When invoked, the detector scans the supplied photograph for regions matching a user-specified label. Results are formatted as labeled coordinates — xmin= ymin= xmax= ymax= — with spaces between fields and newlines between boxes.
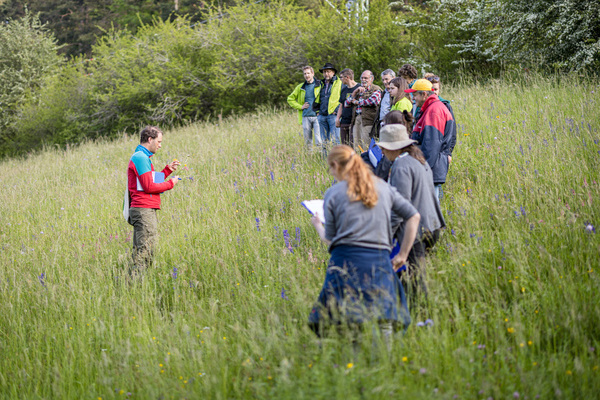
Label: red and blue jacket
xmin=127 ymin=145 xmax=174 ymax=209
xmin=411 ymin=94 xmax=457 ymax=184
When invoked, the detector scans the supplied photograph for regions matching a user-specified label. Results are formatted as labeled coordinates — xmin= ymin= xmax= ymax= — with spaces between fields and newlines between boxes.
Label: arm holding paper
xmin=138 ymin=170 xmax=179 ymax=194
xmin=311 ymin=214 xmax=331 ymax=246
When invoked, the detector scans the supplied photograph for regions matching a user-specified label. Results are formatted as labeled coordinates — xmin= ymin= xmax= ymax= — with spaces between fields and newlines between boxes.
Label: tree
xmin=0 ymin=11 xmax=62 ymax=156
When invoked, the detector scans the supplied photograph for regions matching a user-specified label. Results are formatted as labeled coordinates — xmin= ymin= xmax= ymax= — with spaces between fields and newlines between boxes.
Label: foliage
xmin=6 ymin=0 xmax=410 ymax=157
xmin=403 ymin=0 xmax=600 ymax=75
xmin=1 ymin=76 xmax=599 ymax=398
xmin=0 ymin=11 xmax=62 ymax=157
xmin=0 ymin=0 xmax=221 ymax=57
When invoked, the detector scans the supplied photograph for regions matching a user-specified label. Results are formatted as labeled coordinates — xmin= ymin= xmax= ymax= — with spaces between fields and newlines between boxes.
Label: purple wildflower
xmin=255 ymin=217 xmax=260 ymax=231
xmin=281 ymin=288 xmax=288 ymax=300
xmin=172 ymin=267 xmax=178 ymax=279
xmin=39 ymin=272 xmax=46 ymax=287
xmin=295 ymin=227 xmax=301 ymax=246
xmin=270 ymin=171 xmax=274 ymax=181
xmin=283 ymin=229 xmax=293 ymax=253
xmin=585 ymin=223 xmax=595 ymax=233
xmin=520 ymin=207 xmax=526 ymax=216
xmin=513 ymin=392 xmax=520 ymax=398
xmin=425 ymin=319 xmax=434 ymax=326
xmin=419 ymin=368 xmax=427 ymax=374
xmin=416 ymin=321 xmax=425 ymax=327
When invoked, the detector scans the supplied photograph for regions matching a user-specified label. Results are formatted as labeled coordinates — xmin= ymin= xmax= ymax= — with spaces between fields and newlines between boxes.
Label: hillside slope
xmin=0 ymin=76 xmax=599 ymax=399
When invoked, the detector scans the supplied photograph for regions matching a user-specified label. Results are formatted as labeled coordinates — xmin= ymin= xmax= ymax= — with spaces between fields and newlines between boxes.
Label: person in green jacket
xmin=287 ymin=66 xmax=322 ymax=150
xmin=313 ymin=62 xmax=342 ymax=145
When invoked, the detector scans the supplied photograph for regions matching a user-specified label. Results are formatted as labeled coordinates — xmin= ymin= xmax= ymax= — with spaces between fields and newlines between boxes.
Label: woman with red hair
xmin=309 ymin=145 xmax=420 ymax=342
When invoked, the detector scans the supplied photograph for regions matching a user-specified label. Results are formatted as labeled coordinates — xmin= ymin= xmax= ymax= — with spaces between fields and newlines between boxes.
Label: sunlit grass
xmin=0 ymin=75 xmax=599 ymax=399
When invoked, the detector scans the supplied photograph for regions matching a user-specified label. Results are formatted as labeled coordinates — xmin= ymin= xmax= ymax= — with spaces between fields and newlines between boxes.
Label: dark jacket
xmin=411 ymin=94 xmax=457 ymax=184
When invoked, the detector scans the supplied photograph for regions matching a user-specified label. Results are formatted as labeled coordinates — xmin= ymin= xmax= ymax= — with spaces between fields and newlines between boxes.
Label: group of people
xmin=123 ymin=64 xmax=456 ymax=346
xmin=292 ymin=63 xmax=456 ymax=343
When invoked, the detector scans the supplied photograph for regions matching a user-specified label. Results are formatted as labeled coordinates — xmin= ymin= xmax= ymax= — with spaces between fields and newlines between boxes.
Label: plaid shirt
xmin=344 ymin=85 xmax=382 ymax=114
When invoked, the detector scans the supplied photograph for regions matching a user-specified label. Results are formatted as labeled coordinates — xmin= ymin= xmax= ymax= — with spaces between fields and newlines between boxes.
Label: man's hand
xmin=171 ymin=176 xmax=180 ymax=185
xmin=335 ymin=117 xmax=341 ymax=128
xmin=168 ymin=160 xmax=181 ymax=171
xmin=352 ymin=87 xmax=364 ymax=98
xmin=448 ymin=155 xmax=452 ymax=164
xmin=301 ymin=102 xmax=310 ymax=110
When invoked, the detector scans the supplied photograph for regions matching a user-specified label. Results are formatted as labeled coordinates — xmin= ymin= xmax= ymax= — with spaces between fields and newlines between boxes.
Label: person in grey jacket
xmin=377 ymin=124 xmax=446 ymax=308
xmin=308 ymin=144 xmax=420 ymax=344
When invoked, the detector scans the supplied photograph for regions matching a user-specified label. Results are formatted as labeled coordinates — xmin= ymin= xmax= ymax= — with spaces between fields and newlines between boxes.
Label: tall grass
xmin=0 ymin=74 xmax=598 ymax=399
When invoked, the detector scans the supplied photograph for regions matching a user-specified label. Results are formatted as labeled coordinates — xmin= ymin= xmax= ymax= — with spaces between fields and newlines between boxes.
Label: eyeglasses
xmin=426 ymin=76 xmax=440 ymax=83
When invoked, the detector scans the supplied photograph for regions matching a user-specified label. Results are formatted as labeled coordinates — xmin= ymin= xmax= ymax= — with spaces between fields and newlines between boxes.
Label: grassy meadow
xmin=0 ymin=74 xmax=599 ymax=399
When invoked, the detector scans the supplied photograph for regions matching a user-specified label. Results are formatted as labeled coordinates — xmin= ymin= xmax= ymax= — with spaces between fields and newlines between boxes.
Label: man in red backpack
xmin=405 ymin=79 xmax=456 ymax=201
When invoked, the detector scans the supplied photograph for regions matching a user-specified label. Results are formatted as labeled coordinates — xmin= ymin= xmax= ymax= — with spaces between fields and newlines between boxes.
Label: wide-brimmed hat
xmin=319 ymin=62 xmax=337 ymax=74
xmin=404 ymin=78 xmax=434 ymax=93
xmin=377 ymin=124 xmax=416 ymax=151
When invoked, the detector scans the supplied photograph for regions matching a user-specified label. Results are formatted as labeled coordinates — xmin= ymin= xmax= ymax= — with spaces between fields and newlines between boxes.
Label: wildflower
xmin=255 ymin=217 xmax=260 ymax=231
xmin=513 ymin=393 xmax=520 ymax=398
xmin=283 ymin=229 xmax=293 ymax=253
xmin=402 ymin=357 xmax=408 ymax=363
xmin=416 ymin=321 xmax=425 ymax=327
xmin=566 ymin=370 xmax=572 ymax=375
xmin=295 ymin=227 xmax=301 ymax=245
xmin=507 ymin=327 xmax=515 ymax=333
xmin=528 ymin=341 xmax=533 ymax=346
xmin=39 ymin=272 xmax=46 ymax=287
xmin=419 ymin=368 xmax=427 ymax=374
xmin=585 ymin=223 xmax=595 ymax=233
xmin=172 ymin=267 xmax=178 ymax=279
xmin=281 ymin=288 xmax=289 ymax=300
xmin=346 ymin=363 xmax=353 ymax=369
xmin=270 ymin=171 xmax=274 ymax=181
xmin=425 ymin=319 xmax=434 ymax=326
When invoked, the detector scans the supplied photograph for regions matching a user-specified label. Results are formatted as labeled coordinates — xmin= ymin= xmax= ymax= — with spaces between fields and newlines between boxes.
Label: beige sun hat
xmin=377 ymin=124 xmax=416 ymax=151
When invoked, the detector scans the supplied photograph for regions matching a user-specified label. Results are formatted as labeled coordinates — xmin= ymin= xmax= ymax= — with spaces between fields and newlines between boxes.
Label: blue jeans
xmin=434 ymin=184 xmax=444 ymax=202
xmin=317 ymin=114 xmax=340 ymax=145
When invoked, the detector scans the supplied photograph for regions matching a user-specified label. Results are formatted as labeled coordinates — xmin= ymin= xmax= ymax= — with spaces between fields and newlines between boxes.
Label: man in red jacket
xmin=127 ymin=126 xmax=180 ymax=273
xmin=406 ymin=79 xmax=456 ymax=201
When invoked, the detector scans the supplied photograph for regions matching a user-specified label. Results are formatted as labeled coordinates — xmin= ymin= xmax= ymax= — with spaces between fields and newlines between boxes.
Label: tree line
xmin=0 ymin=0 xmax=598 ymax=158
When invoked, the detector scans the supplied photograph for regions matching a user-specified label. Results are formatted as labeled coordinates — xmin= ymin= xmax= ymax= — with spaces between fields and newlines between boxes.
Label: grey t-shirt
xmin=324 ymin=178 xmax=418 ymax=252
xmin=388 ymin=153 xmax=445 ymax=240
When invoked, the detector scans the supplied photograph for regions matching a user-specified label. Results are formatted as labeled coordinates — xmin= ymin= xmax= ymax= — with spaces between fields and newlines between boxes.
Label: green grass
xmin=1 ymin=74 xmax=599 ymax=399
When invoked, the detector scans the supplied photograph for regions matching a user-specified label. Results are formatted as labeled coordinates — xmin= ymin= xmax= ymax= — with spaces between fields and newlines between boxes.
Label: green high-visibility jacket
xmin=314 ymin=76 xmax=342 ymax=117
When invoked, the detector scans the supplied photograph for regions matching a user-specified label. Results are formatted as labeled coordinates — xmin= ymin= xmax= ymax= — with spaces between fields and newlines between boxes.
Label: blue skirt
xmin=308 ymin=245 xmax=411 ymax=332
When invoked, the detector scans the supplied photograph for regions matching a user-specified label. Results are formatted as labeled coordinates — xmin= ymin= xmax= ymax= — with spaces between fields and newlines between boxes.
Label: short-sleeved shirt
xmin=339 ymin=83 xmax=361 ymax=124
xmin=324 ymin=178 xmax=418 ymax=252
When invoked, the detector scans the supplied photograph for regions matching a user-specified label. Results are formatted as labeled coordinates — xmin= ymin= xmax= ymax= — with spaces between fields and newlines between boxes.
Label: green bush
xmin=6 ymin=0 xmax=413 ymax=157
xmin=0 ymin=11 xmax=62 ymax=157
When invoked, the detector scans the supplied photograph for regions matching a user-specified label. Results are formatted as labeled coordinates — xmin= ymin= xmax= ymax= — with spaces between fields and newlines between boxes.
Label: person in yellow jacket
xmin=313 ymin=63 xmax=342 ymax=145
xmin=287 ymin=66 xmax=322 ymax=150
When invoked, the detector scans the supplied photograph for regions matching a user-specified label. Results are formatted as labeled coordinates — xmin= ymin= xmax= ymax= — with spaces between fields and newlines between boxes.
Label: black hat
xmin=319 ymin=63 xmax=337 ymax=74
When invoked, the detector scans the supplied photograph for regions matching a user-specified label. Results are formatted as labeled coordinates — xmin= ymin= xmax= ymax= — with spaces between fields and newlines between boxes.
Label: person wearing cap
xmin=405 ymin=78 xmax=456 ymax=201
xmin=287 ymin=66 xmax=322 ymax=151
xmin=313 ymin=62 xmax=342 ymax=145
xmin=377 ymin=123 xmax=445 ymax=308
xmin=345 ymin=70 xmax=382 ymax=151
xmin=308 ymin=144 xmax=420 ymax=344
